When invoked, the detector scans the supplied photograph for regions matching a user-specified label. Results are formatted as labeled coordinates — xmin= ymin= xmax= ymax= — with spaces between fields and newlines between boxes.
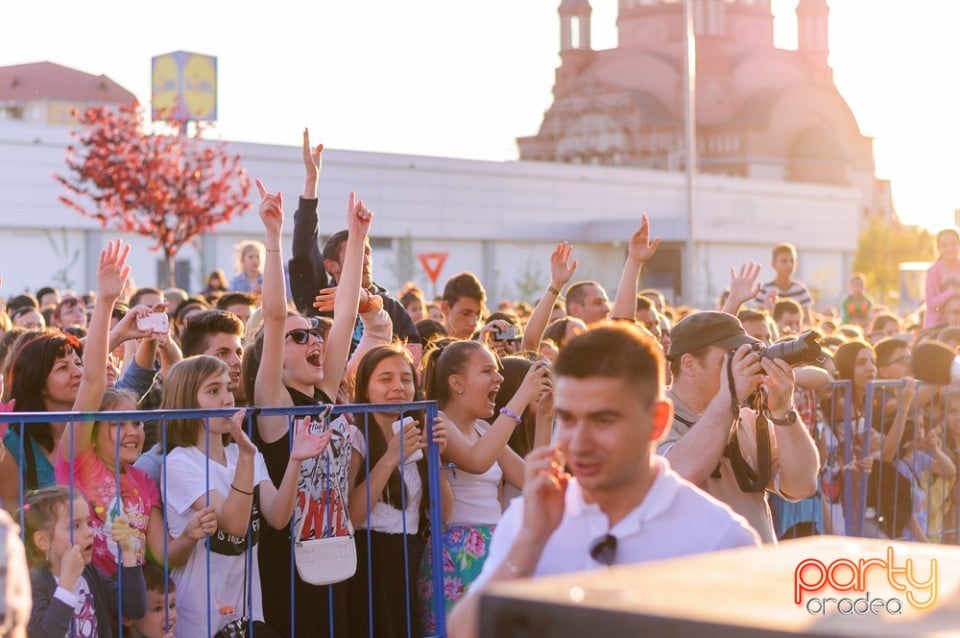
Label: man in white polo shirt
xmin=447 ymin=323 xmax=760 ymax=638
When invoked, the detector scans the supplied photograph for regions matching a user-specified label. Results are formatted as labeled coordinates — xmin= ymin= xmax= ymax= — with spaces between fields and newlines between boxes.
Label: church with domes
xmin=518 ymin=0 xmax=892 ymax=223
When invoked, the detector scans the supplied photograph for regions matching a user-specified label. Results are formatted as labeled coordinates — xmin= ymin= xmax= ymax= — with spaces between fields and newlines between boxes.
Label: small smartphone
xmin=493 ymin=325 xmax=518 ymax=341
xmin=391 ymin=416 xmax=423 ymax=462
xmin=136 ymin=312 xmax=169 ymax=333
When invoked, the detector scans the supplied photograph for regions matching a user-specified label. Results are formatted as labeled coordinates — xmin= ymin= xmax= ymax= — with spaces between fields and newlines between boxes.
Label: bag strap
xmin=326 ymin=437 xmax=355 ymax=536
xmin=240 ymin=528 xmax=248 ymax=620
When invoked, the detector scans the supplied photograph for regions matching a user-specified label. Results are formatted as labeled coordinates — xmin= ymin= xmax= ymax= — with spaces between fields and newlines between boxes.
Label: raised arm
xmin=254 ymin=179 xmax=295 ymax=444
xmin=612 ymin=215 xmax=660 ymax=321
xmin=61 ymin=240 xmax=130 ymax=458
xmin=289 ymin=128 xmax=329 ymax=314
xmin=520 ymin=242 xmax=577 ymax=352
xmin=721 ymin=263 xmax=762 ymax=316
xmin=317 ymin=192 xmax=372 ymax=400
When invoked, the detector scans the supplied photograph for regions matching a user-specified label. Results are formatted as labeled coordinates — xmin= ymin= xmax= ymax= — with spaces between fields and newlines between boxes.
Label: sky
xmin=4 ymin=0 xmax=959 ymax=230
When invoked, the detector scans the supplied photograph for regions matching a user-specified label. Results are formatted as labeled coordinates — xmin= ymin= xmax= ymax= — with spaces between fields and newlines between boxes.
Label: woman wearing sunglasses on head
xmin=243 ymin=179 xmax=371 ymax=638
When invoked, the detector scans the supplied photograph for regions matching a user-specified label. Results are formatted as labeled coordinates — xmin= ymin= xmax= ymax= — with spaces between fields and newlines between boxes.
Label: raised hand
xmin=302 ymin=128 xmax=323 ymax=183
xmin=521 ymin=446 xmax=570 ymax=543
xmin=727 ymin=262 xmax=762 ymax=308
xmin=112 ymin=304 xmax=158 ymax=345
xmin=549 ymin=242 xmax=578 ymax=289
xmin=346 ymin=191 xmax=373 ymax=239
xmin=290 ymin=416 xmax=334 ymax=461
xmin=534 ymin=377 xmax=555 ymax=421
xmin=514 ymin=362 xmax=553 ymax=409
xmin=184 ymin=505 xmax=217 ymax=540
xmin=256 ymin=179 xmax=284 ymax=235
xmin=98 ymin=239 xmax=131 ymax=301
xmin=627 ymin=215 xmax=660 ymax=265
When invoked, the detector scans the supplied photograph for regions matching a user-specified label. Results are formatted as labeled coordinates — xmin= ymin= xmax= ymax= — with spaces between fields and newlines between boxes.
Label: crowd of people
xmin=1 ymin=129 xmax=959 ymax=638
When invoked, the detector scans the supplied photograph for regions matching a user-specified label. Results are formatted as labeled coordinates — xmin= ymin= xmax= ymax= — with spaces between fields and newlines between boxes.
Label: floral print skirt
xmin=418 ymin=524 xmax=495 ymax=634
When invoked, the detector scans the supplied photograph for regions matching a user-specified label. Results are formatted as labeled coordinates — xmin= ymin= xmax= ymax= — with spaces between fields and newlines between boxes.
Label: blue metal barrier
xmin=1 ymin=401 xmax=447 ymax=638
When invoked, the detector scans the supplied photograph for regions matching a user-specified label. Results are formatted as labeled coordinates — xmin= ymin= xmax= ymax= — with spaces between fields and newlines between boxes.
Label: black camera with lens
xmin=749 ymin=330 xmax=822 ymax=367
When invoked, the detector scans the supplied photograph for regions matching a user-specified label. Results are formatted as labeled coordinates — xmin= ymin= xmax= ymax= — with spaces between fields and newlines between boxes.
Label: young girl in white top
xmin=346 ymin=343 xmax=453 ymax=638
xmin=159 ymin=356 xmax=329 ymax=638
xmin=417 ymin=339 xmax=549 ymax=632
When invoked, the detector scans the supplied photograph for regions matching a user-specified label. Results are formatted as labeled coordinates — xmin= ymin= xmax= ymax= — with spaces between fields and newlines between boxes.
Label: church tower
xmin=797 ymin=0 xmax=831 ymax=77
xmin=559 ymin=0 xmax=592 ymax=52
xmin=556 ymin=0 xmax=592 ymax=93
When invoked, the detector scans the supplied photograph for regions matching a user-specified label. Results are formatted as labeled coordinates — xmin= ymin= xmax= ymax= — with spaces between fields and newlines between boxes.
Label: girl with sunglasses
xmin=247 ymin=180 xmax=371 ymax=638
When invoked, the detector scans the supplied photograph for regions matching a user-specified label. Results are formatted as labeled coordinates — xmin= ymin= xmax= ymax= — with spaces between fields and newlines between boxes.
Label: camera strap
xmin=721 ymin=353 xmax=772 ymax=493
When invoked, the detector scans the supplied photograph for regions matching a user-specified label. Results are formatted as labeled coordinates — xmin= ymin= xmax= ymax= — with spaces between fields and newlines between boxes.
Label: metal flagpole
xmin=682 ymin=0 xmax=698 ymax=306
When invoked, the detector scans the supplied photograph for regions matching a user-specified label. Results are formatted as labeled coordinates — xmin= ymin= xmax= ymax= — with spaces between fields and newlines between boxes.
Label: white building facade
xmin=0 ymin=121 xmax=860 ymax=308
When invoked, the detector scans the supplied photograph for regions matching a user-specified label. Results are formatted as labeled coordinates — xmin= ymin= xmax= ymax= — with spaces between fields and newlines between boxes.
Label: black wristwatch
xmin=767 ymin=408 xmax=798 ymax=426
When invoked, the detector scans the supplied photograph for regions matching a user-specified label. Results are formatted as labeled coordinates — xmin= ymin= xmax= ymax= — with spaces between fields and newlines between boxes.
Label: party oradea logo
xmin=795 ymin=547 xmax=937 ymax=615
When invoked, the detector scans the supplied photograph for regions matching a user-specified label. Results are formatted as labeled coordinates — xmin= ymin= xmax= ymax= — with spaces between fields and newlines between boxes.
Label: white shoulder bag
xmin=293 ymin=444 xmax=357 ymax=586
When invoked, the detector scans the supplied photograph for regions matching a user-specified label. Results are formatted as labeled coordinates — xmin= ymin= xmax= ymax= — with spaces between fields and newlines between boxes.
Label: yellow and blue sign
xmin=151 ymin=51 xmax=217 ymax=122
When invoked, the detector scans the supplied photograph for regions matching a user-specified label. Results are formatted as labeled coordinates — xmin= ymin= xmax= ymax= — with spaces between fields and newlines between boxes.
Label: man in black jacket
xmin=288 ymin=129 xmax=421 ymax=353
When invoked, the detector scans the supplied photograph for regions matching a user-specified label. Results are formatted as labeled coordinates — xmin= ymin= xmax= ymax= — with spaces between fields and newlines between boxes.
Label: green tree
xmin=853 ymin=217 xmax=934 ymax=304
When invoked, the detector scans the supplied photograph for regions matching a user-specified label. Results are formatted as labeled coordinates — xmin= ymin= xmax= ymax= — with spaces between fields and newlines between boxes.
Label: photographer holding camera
xmin=660 ymin=311 xmax=820 ymax=543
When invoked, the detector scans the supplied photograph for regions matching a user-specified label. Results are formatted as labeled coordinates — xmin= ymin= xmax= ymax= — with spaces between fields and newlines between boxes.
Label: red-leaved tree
xmin=55 ymin=102 xmax=251 ymax=286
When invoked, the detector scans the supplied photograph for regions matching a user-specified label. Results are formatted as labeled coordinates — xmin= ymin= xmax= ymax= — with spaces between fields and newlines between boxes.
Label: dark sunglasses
xmin=589 ymin=533 xmax=617 ymax=566
xmin=59 ymin=297 xmax=81 ymax=309
xmin=285 ymin=327 xmax=324 ymax=345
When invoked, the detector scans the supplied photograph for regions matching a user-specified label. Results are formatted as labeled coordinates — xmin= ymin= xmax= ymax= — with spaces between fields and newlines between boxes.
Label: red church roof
xmin=0 ymin=61 xmax=136 ymax=104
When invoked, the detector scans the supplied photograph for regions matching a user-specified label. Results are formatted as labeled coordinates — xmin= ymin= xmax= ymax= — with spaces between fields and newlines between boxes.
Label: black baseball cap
xmin=667 ymin=311 xmax=761 ymax=360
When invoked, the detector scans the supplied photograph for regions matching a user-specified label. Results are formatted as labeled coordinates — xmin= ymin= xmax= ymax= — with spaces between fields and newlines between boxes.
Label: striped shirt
xmin=755 ymin=279 xmax=813 ymax=309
